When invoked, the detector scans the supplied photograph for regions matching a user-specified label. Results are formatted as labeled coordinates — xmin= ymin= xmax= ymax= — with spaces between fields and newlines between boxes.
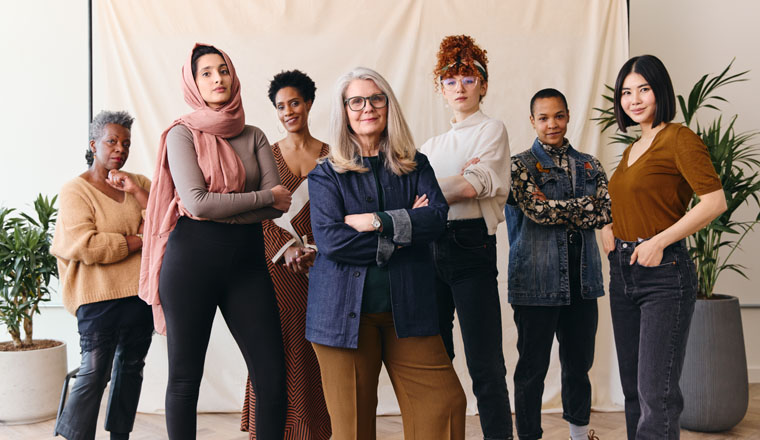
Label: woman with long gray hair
xmin=306 ymin=67 xmax=466 ymax=439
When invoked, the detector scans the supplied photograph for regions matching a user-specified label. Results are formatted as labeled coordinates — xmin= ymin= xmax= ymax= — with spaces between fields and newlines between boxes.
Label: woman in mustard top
xmin=602 ymin=55 xmax=726 ymax=439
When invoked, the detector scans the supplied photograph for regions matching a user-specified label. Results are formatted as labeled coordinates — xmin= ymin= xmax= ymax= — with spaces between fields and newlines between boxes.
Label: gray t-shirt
xmin=166 ymin=124 xmax=282 ymax=224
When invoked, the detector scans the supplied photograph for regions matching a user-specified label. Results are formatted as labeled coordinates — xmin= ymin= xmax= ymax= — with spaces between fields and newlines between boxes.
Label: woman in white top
xmin=419 ymin=34 xmax=513 ymax=440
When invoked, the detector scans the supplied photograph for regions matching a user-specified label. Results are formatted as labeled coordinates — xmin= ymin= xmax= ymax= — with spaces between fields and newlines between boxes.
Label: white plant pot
xmin=0 ymin=341 xmax=67 ymax=425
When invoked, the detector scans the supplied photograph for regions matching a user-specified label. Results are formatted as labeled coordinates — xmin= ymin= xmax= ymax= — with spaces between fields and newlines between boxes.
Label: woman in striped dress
xmin=241 ymin=70 xmax=330 ymax=439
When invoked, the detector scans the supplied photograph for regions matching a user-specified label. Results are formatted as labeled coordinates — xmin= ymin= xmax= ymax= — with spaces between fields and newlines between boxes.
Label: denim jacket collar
xmin=531 ymin=137 xmax=578 ymax=169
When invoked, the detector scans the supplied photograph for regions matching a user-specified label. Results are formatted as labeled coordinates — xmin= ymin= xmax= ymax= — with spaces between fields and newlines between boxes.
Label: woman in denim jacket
xmin=306 ymin=67 xmax=467 ymax=440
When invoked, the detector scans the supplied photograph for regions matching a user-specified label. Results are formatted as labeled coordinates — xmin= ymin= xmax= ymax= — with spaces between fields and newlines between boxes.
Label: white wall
xmin=629 ymin=0 xmax=760 ymax=381
xmin=0 ymin=1 xmax=89 ymax=370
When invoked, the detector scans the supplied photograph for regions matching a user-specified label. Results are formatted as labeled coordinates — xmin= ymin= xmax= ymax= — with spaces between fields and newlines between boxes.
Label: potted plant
xmin=594 ymin=60 xmax=758 ymax=432
xmin=0 ymin=194 xmax=68 ymax=424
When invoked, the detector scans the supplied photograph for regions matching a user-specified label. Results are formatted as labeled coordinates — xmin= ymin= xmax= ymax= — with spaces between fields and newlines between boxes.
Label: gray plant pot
xmin=679 ymin=294 xmax=748 ymax=432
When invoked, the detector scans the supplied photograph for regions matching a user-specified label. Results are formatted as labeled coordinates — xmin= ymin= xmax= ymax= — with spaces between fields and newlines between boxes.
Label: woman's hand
xmin=271 ymin=185 xmax=292 ymax=212
xmin=283 ymin=246 xmax=316 ymax=273
xmin=412 ymin=194 xmax=428 ymax=209
xmin=106 ymin=170 xmax=139 ymax=193
xmin=344 ymin=213 xmax=376 ymax=232
xmin=461 ymin=157 xmax=480 ymax=174
xmin=601 ymin=223 xmax=615 ymax=255
xmin=126 ymin=234 xmax=143 ymax=253
xmin=531 ymin=189 xmax=547 ymax=201
xmin=630 ymin=238 xmax=664 ymax=266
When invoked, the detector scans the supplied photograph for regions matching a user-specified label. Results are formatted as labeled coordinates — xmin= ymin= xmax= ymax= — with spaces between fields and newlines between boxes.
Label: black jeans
xmin=55 ymin=324 xmax=153 ymax=440
xmin=609 ymin=238 xmax=696 ymax=439
xmin=511 ymin=231 xmax=598 ymax=440
xmin=159 ymin=218 xmax=286 ymax=440
xmin=433 ymin=218 xmax=513 ymax=440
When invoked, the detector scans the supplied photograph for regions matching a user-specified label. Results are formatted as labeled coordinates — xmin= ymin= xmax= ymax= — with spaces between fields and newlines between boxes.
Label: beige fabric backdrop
xmin=91 ymin=0 xmax=629 ymax=415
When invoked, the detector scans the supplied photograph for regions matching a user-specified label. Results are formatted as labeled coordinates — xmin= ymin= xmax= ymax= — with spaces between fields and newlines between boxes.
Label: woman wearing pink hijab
xmin=140 ymin=44 xmax=291 ymax=439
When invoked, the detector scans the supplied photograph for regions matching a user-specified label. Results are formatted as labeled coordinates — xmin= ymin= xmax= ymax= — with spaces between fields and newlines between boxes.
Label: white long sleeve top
xmin=420 ymin=110 xmax=511 ymax=235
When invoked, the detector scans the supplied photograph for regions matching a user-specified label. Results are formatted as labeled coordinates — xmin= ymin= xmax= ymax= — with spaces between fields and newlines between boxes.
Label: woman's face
xmin=344 ymin=79 xmax=388 ymax=144
xmin=194 ymin=53 xmax=232 ymax=109
xmin=90 ymin=123 xmax=130 ymax=170
xmin=275 ymin=86 xmax=312 ymax=133
xmin=620 ymin=71 xmax=657 ymax=126
xmin=441 ymin=74 xmax=486 ymax=116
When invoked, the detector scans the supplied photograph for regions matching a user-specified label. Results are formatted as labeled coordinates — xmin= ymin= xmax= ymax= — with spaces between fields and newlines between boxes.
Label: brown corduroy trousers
xmin=312 ymin=312 xmax=467 ymax=440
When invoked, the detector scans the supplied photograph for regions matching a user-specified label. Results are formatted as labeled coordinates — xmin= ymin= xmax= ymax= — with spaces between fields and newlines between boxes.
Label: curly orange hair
xmin=434 ymin=35 xmax=488 ymax=88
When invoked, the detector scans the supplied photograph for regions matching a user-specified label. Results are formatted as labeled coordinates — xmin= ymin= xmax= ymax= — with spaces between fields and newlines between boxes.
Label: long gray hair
xmin=327 ymin=67 xmax=416 ymax=175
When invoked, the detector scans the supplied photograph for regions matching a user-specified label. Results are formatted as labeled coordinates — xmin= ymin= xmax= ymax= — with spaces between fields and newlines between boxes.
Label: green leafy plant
xmin=594 ymin=60 xmax=760 ymax=297
xmin=0 ymin=194 xmax=58 ymax=348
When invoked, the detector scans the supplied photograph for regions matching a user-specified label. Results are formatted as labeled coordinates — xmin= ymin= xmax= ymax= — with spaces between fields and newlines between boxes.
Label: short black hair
xmin=191 ymin=45 xmax=223 ymax=79
xmin=530 ymin=88 xmax=568 ymax=115
xmin=86 ymin=110 xmax=134 ymax=166
xmin=613 ymin=54 xmax=676 ymax=132
xmin=267 ymin=70 xmax=316 ymax=107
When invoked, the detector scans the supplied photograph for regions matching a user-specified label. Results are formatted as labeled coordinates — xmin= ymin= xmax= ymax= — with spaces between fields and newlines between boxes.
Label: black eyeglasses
xmin=344 ymin=93 xmax=388 ymax=112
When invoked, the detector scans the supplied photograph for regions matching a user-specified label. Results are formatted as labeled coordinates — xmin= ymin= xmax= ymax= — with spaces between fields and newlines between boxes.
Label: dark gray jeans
xmin=609 ymin=238 xmax=697 ymax=439
xmin=55 ymin=325 xmax=153 ymax=440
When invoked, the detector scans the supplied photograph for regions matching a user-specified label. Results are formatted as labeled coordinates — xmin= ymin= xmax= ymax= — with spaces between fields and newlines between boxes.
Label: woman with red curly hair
xmin=420 ymin=35 xmax=514 ymax=440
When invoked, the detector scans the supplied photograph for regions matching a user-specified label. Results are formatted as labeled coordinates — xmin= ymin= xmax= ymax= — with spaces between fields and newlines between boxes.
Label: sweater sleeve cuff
xmin=385 ymin=209 xmax=412 ymax=246
xmin=462 ymin=172 xmax=485 ymax=197
xmin=116 ymin=236 xmax=129 ymax=260
xmin=262 ymin=189 xmax=276 ymax=208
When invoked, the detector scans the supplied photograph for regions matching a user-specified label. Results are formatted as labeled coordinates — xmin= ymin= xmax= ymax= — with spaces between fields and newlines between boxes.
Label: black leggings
xmin=159 ymin=217 xmax=285 ymax=440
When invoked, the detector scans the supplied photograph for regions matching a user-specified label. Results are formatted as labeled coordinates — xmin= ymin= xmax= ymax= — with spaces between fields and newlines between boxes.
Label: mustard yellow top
xmin=608 ymin=123 xmax=722 ymax=241
xmin=51 ymin=173 xmax=150 ymax=314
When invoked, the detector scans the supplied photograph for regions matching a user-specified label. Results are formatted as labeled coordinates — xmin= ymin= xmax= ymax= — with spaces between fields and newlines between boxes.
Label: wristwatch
xmin=371 ymin=213 xmax=382 ymax=231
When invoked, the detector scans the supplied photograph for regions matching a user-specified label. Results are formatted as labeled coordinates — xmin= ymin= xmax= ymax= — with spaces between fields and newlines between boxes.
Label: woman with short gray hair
xmin=51 ymin=110 xmax=153 ymax=440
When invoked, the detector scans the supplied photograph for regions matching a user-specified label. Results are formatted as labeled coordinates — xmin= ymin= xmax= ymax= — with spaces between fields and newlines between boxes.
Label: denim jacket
xmin=306 ymin=152 xmax=448 ymax=348
xmin=505 ymin=139 xmax=605 ymax=305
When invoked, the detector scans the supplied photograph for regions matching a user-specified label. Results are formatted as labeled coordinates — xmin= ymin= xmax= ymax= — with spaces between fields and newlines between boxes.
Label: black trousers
xmin=159 ymin=218 xmax=286 ymax=440
xmin=55 ymin=323 xmax=153 ymax=440
xmin=511 ymin=231 xmax=599 ymax=440
xmin=434 ymin=218 xmax=513 ymax=440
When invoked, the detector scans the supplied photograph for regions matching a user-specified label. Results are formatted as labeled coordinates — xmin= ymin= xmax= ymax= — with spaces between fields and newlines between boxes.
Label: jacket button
xmin=348 ymin=312 xmax=357 ymax=318
xmin=353 ymin=271 xmax=360 ymax=277
xmin=366 ymin=196 xmax=374 ymax=202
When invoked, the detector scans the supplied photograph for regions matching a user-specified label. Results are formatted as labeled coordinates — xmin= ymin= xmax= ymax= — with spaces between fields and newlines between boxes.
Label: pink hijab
xmin=139 ymin=44 xmax=246 ymax=334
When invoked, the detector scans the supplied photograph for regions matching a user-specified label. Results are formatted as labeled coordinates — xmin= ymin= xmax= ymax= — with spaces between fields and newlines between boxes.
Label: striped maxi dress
xmin=241 ymin=142 xmax=331 ymax=439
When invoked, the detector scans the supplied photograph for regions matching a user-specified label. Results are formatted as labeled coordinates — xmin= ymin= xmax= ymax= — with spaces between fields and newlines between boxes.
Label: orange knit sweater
xmin=51 ymin=173 xmax=150 ymax=315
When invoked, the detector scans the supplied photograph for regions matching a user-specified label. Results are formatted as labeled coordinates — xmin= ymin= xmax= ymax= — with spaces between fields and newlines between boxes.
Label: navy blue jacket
xmin=505 ymin=139 xmax=606 ymax=305
xmin=306 ymin=152 xmax=448 ymax=348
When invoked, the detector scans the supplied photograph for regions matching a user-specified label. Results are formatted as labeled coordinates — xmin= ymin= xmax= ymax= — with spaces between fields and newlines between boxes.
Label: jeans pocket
xmin=636 ymin=258 xmax=678 ymax=269
xmin=633 ymin=255 xmax=685 ymax=297
xmin=451 ymin=229 xmax=489 ymax=250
